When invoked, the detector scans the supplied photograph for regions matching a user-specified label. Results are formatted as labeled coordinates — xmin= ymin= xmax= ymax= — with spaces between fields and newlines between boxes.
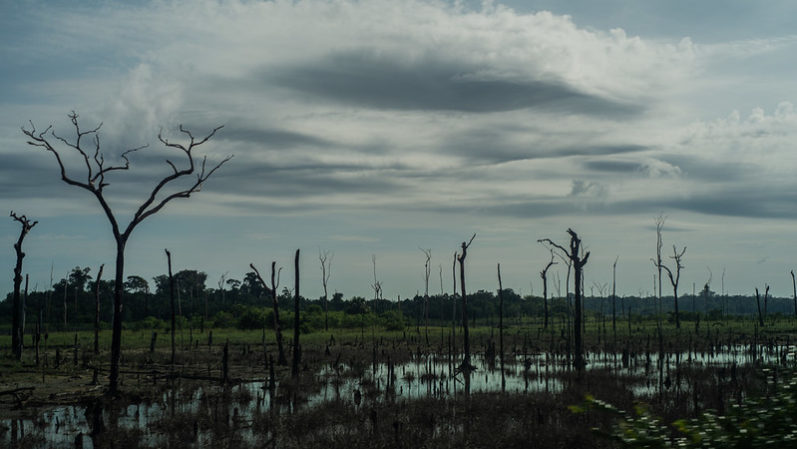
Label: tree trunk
xmin=573 ymin=260 xmax=584 ymax=373
xmin=792 ymin=271 xmax=797 ymax=319
xmin=497 ymin=263 xmax=505 ymax=393
xmin=542 ymin=273 xmax=548 ymax=329
xmin=11 ymin=240 xmax=25 ymax=360
xmin=94 ymin=264 xmax=104 ymax=355
xmin=272 ymin=262 xmax=287 ymax=366
xmin=166 ymin=250 xmax=176 ymax=365
xmin=109 ymin=237 xmax=126 ymax=394
xmin=292 ymin=249 xmax=301 ymax=379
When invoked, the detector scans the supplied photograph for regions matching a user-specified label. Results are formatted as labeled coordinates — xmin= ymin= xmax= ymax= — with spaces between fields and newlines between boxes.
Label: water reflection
xmin=2 ymin=343 xmax=791 ymax=448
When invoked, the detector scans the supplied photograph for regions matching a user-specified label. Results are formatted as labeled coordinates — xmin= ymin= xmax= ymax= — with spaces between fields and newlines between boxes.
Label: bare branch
xmin=249 ymin=263 xmax=278 ymax=296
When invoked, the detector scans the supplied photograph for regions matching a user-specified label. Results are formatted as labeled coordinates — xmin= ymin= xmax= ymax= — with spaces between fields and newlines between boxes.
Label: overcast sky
xmin=2 ymin=0 xmax=797 ymax=300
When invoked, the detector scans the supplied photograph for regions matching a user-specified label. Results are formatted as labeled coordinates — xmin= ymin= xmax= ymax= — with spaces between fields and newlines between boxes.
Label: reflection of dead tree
xmin=420 ymin=248 xmax=432 ymax=345
xmin=24 ymin=112 xmax=230 ymax=394
xmin=539 ymin=229 xmax=590 ymax=375
xmin=319 ymin=250 xmax=333 ymax=331
xmin=10 ymin=211 xmax=37 ymax=361
xmin=653 ymin=246 xmax=686 ymax=329
xmin=251 ymin=262 xmax=286 ymax=365
xmin=539 ymin=250 xmax=557 ymax=329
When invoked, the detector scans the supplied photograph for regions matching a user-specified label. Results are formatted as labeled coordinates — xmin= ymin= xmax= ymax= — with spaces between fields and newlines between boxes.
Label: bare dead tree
xmin=539 ymin=250 xmax=557 ymax=330
xmin=94 ymin=264 xmax=104 ymax=355
xmin=371 ymin=255 xmax=383 ymax=302
xmin=612 ymin=256 xmax=618 ymax=335
xmin=166 ymin=249 xmax=176 ymax=365
xmin=23 ymin=112 xmax=230 ymax=394
xmin=218 ymin=272 xmax=228 ymax=306
xmin=420 ymin=248 xmax=432 ymax=345
xmin=10 ymin=211 xmax=37 ymax=360
xmin=539 ymin=229 xmax=590 ymax=374
xmin=63 ymin=271 xmax=68 ymax=328
xmin=292 ymin=249 xmax=301 ymax=379
xmin=319 ymin=250 xmax=333 ymax=331
xmin=451 ymin=252 xmax=457 ymax=355
xmin=754 ymin=285 xmax=768 ymax=327
xmin=703 ymin=268 xmax=713 ymax=317
xmin=456 ymin=233 xmax=476 ymax=379
xmin=653 ymin=245 xmax=686 ymax=329
xmin=791 ymin=270 xmax=797 ymax=318
xmin=250 ymin=262 xmax=286 ymax=365
xmin=654 ymin=214 xmax=666 ymax=319
xmin=764 ymin=283 xmax=770 ymax=320
xmin=439 ymin=264 xmax=444 ymax=296
xmin=497 ymin=262 xmax=505 ymax=392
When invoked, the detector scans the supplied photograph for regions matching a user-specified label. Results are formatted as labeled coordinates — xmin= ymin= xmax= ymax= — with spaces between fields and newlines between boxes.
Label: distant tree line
xmin=1 ymin=267 xmax=795 ymax=332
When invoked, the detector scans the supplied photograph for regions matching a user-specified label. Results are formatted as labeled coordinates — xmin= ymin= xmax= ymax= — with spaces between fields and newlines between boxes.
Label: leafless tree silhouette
xmin=420 ymin=248 xmax=432 ymax=345
xmin=93 ymin=264 xmax=104 ymax=355
xmin=23 ymin=112 xmax=230 ymax=394
xmin=292 ymin=249 xmax=301 ymax=379
xmin=319 ymin=250 xmax=333 ymax=331
xmin=251 ymin=262 xmax=286 ymax=365
xmin=653 ymin=245 xmax=686 ymax=329
xmin=10 ymin=211 xmax=37 ymax=360
xmin=539 ymin=250 xmax=557 ymax=330
xmin=456 ymin=233 xmax=477 ymax=386
xmin=539 ymin=229 xmax=589 ymax=375
xmin=755 ymin=285 xmax=769 ymax=327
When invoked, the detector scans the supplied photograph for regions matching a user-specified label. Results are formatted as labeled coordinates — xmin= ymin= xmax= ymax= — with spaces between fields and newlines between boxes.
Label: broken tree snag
xmin=10 ymin=211 xmax=38 ymax=361
xmin=755 ymin=287 xmax=765 ymax=327
xmin=653 ymin=245 xmax=686 ymax=329
xmin=612 ymin=256 xmax=618 ymax=336
xmin=456 ymin=233 xmax=476 ymax=374
xmin=94 ymin=264 xmax=104 ymax=355
xmin=792 ymin=270 xmax=797 ymax=318
xmin=539 ymin=250 xmax=557 ymax=330
xmin=292 ymin=249 xmax=301 ymax=379
xmin=764 ymin=284 xmax=770 ymax=323
xmin=319 ymin=250 xmax=333 ymax=331
xmin=497 ymin=262 xmax=505 ymax=393
xmin=166 ymin=250 xmax=176 ymax=365
xmin=538 ymin=228 xmax=590 ymax=375
xmin=251 ymin=262 xmax=286 ymax=365
xmin=420 ymin=248 xmax=432 ymax=345
xmin=23 ymin=112 xmax=230 ymax=395
xmin=654 ymin=214 xmax=666 ymax=311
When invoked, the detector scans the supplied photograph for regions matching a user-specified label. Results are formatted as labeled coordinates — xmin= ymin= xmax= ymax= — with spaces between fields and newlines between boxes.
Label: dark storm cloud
xmin=269 ymin=51 xmax=641 ymax=115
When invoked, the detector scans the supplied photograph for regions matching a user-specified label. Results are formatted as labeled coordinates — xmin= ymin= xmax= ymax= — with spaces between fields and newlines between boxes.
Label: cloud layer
xmin=2 ymin=0 xmax=797 ymax=297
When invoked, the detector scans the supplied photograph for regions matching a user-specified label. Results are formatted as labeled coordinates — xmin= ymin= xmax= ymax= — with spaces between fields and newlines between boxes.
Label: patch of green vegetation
xmin=576 ymin=368 xmax=797 ymax=448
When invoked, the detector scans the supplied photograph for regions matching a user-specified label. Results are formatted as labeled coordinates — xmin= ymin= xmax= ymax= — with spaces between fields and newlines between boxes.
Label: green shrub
xmin=576 ymin=368 xmax=797 ymax=448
